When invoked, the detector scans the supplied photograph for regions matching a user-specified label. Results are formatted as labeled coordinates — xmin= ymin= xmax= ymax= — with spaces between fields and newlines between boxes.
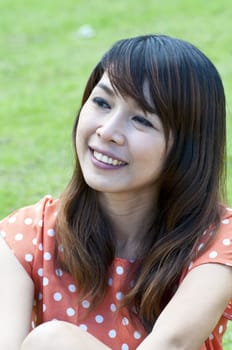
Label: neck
xmin=98 ymin=191 xmax=157 ymax=259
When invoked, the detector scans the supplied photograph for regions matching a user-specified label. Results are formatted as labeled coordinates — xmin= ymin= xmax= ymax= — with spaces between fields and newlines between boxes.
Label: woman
xmin=0 ymin=34 xmax=232 ymax=350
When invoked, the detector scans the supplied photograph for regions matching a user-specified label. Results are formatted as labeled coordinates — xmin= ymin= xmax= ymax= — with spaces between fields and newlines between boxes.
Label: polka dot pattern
xmin=68 ymin=284 xmax=76 ymax=293
xmin=1 ymin=196 xmax=232 ymax=350
xmin=82 ymin=300 xmax=90 ymax=308
xmin=79 ymin=324 xmax=88 ymax=331
xmin=8 ymin=216 xmax=16 ymax=224
xmin=47 ymin=228 xmax=55 ymax=236
xmin=66 ymin=308 xmax=75 ymax=317
xmin=122 ymin=317 xmax=129 ymax=326
xmin=116 ymin=266 xmax=124 ymax=275
xmin=110 ymin=303 xmax=117 ymax=312
xmin=15 ymin=233 xmax=23 ymax=241
xmin=121 ymin=344 xmax=129 ymax=350
xmin=133 ymin=331 xmax=141 ymax=339
xmin=24 ymin=217 xmax=33 ymax=225
xmin=209 ymin=251 xmax=218 ymax=259
xmin=25 ymin=253 xmax=33 ymax=262
xmin=53 ymin=292 xmax=62 ymax=301
xmin=108 ymin=329 xmax=117 ymax=338
xmin=95 ymin=315 xmax=104 ymax=323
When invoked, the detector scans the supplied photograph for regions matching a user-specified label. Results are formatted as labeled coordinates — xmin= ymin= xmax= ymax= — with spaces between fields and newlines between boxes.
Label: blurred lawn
xmin=0 ymin=0 xmax=232 ymax=347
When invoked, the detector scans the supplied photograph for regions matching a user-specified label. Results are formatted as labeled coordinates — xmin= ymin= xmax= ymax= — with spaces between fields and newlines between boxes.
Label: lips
xmin=92 ymin=150 xmax=127 ymax=166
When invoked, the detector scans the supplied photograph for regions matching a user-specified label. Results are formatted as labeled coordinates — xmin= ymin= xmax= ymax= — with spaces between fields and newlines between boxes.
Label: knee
xmin=20 ymin=320 xmax=68 ymax=350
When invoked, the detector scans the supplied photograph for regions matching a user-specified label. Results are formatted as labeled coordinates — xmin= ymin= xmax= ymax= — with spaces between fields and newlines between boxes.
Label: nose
xmin=96 ymin=114 xmax=125 ymax=145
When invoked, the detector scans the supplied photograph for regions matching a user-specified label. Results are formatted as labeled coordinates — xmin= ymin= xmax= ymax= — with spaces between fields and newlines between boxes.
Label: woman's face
xmin=76 ymin=73 xmax=169 ymax=199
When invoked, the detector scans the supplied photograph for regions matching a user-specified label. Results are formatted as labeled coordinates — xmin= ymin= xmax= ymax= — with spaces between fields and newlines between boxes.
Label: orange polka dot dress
xmin=1 ymin=196 xmax=232 ymax=350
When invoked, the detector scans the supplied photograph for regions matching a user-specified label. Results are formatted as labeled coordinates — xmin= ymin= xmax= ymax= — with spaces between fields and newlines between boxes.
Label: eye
xmin=93 ymin=97 xmax=111 ymax=110
xmin=132 ymin=115 xmax=154 ymax=128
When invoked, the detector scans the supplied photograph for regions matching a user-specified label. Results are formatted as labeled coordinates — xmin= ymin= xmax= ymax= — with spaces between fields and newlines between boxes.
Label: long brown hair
xmin=56 ymin=35 xmax=226 ymax=331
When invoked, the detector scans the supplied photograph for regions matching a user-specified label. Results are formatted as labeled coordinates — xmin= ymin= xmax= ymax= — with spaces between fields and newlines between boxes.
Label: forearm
xmin=137 ymin=263 xmax=232 ymax=350
xmin=136 ymin=331 xmax=193 ymax=350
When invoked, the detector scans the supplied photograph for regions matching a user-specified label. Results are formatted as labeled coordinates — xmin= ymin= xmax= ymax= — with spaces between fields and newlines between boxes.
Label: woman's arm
xmin=0 ymin=236 xmax=34 ymax=350
xmin=137 ymin=263 xmax=232 ymax=350
xmin=20 ymin=321 xmax=111 ymax=350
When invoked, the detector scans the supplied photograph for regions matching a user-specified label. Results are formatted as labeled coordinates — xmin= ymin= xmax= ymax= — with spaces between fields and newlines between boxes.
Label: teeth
xmin=93 ymin=151 xmax=125 ymax=166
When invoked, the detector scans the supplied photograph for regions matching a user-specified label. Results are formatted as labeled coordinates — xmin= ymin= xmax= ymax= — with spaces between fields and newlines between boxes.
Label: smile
xmin=93 ymin=150 xmax=127 ymax=166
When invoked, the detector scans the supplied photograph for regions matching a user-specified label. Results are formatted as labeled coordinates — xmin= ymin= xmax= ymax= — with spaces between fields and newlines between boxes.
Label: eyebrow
xmin=96 ymin=82 xmax=115 ymax=97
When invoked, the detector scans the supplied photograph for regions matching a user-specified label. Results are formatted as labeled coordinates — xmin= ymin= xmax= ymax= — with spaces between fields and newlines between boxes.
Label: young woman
xmin=0 ymin=34 xmax=232 ymax=350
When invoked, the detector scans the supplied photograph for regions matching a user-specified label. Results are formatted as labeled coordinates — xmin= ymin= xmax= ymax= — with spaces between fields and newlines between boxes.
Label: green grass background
xmin=0 ymin=0 xmax=232 ymax=347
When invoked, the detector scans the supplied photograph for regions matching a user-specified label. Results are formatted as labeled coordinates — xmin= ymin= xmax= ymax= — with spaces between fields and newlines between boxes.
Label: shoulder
xmin=0 ymin=195 xmax=59 ymax=233
xmin=0 ymin=195 xmax=59 ymax=275
xmin=190 ymin=207 xmax=232 ymax=270
xmin=185 ymin=207 xmax=232 ymax=320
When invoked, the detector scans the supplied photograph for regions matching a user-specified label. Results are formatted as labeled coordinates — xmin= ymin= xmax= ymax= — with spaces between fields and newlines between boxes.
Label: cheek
xmin=75 ymin=113 xmax=89 ymax=142
xmin=76 ymin=104 xmax=97 ymax=137
xmin=138 ymin=136 xmax=166 ymax=160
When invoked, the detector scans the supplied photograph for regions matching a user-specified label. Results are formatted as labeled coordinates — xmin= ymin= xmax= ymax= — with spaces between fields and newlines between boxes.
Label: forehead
xmin=95 ymin=72 xmax=154 ymax=108
xmin=94 ymin=73 xmax=115 ymax=95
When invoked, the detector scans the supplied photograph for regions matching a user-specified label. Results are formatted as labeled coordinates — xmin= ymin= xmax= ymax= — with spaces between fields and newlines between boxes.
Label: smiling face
xmin=76 ymin=73 xmax=169 ymax=200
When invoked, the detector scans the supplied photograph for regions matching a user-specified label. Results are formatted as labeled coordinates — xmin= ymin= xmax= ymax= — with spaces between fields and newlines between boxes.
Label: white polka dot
xmin=110 ymin=303 xmax=117 ymax=312
xmin=25 ymin=253 xmax=33 ymax=262
xmin=222 ymin=219 xmax=230 ymax=224
xmin=38 ymin=292 xmax=43 ymax=300
xmin=188 ymin=262 xmax=193 ymax=270
xmin=55 ymin=269 xmax=63 ymax=277
xmin=32 ymin=238 xmax=37 ymax=245
xmin=116 ymin=266 xmax=124 ymax=275
xmin=37 ymin=268 xmax=43 ymax=277
xmin=47 ymin=228 xmax=55 ymax=236
xmin=82 ymin=300 xmax=90 ymax=308
xmin=79 ymin=324 xmax=88 ymax=331
xmin=24 ymin=217 xmax=33 ymax=225
xmin=68 ymin=284 xmax=76 ymax=293
xmin=38 ymin=243 xmax=43 ymax=251
xmin=15 ymin=233 xmax=23 ymax=241
xmin=116 ymin=292 xmax=124 ymax=300
xmin=43 ymin=304 xmax=46 ymax=312
xmin=122 ymin=344 xmax=129 ymax=350
xmin=53 ymin=292 xmax=62 ymax=301
xmin=218 ymin=325 xmax=223 ymax=334
xmin=8 ymin=216 xmax=16 ymax=223
xmin=95 ymin=315 xmax=104 ymax=323
xmin=66 ymin=308 xmax=75 ymax=316
xmin=43 ymin=277 xmax=49 ymax=286
xmin=133 ymin=331 xmax=141 ymax=339
xmin=209 ymin=251 xmax=218 ymax=259
xmin=0 ymin=230 xmax=6 ymax=238
xmin=44 ymin=252 xmax=52 ymax=260
xmin=209 ymin=333 xmax=214 ymax=340
xmin=223 ymin=238 xmax=230 ymax=246
xmin=38 ymin=220 xmax=43 ymax=227
xmin=108 ymin=278 xmax=113 ymax=286
xmin=108 ymin=329 xmax=117 ymax=338
xmin=122 ymin=317 xmax=129 ymax=326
